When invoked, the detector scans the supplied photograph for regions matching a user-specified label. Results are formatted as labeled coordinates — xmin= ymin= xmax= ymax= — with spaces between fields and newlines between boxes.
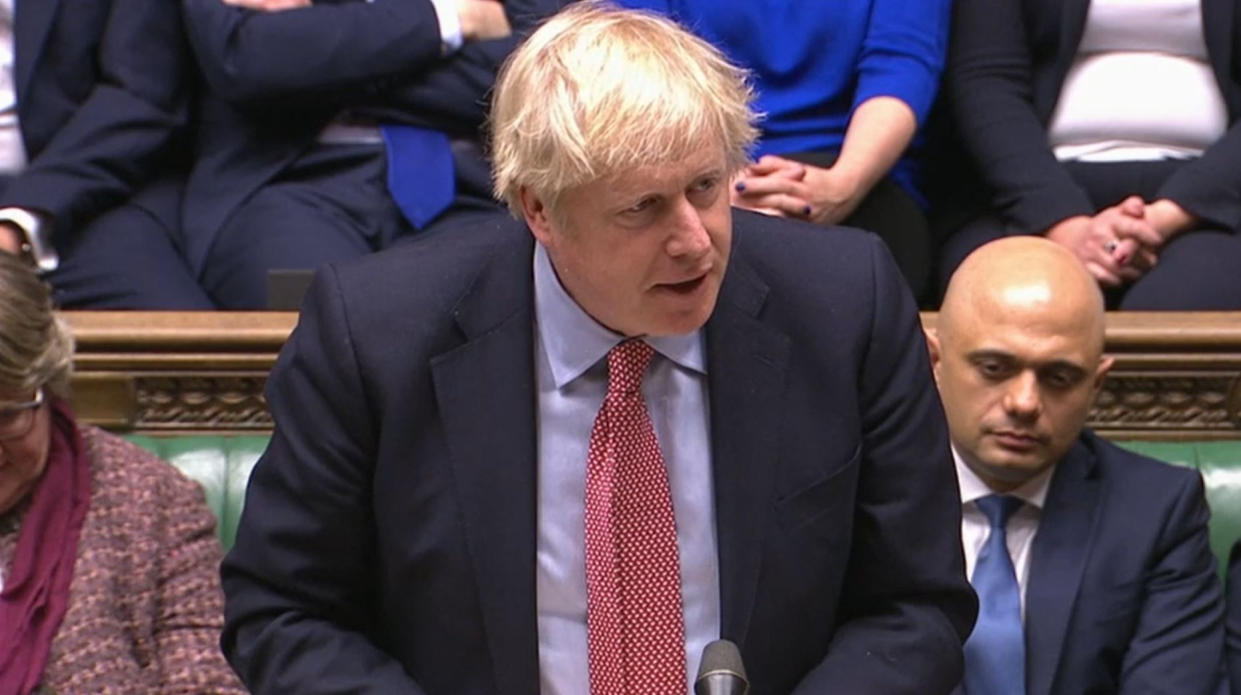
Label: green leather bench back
xmin=1115 ymin=440 xmax=1241 ymax=577
xmin=127 ymin=434 xmax=268 ymax=550
xmin=127 ymin=434 xmax=1241 ymax=575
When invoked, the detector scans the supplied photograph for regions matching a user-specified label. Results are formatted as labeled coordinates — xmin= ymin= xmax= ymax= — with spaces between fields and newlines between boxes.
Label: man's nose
xmin=1002 ymin=371 xmax=1042 ymax=420
xmin=665 ymin=198 xmax=711 ymax=258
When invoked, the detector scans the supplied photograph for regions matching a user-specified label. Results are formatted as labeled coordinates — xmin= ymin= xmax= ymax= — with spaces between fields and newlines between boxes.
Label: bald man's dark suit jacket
xmin=221 ymin=211 xmax=977 ymax=694
xmin=956 ymin=432 xmax=1224 ymax=695
xmin=1228 ymin=540 xmax=1240 ymax=694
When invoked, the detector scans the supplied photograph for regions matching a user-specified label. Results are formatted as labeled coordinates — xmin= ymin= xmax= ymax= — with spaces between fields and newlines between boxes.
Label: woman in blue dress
xmin=615 ymin=0 xmax=952 ymax=303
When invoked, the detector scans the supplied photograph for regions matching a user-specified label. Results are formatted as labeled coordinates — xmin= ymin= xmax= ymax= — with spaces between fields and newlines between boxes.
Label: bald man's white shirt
xmin=954 ymin=446 xmax=1054 ymax=618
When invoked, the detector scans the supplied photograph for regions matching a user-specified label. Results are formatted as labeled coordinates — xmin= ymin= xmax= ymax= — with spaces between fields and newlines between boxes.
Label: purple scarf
xmin=0 ymin=398 xmax=91 ymax=695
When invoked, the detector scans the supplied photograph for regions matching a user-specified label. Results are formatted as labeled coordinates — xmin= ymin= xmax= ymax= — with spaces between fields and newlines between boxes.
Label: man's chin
xmin=644 ymin=313 xmax=712 ymax=336
xmin=643 ymin=290 xmax=719 ymax=335
xmin=974 ymin=447 xmax=1054 ymax=488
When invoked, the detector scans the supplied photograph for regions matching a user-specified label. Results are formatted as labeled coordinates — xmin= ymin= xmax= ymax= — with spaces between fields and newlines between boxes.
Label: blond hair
xmin=490 ymin=2 xmax=759 ymax=214
xmin=0 ymin=254 xmax=73 ymax=397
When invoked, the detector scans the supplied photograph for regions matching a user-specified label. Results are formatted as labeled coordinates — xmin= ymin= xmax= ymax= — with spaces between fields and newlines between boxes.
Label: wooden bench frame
xmin=64 ymin=311 xmax=1241 ymax=441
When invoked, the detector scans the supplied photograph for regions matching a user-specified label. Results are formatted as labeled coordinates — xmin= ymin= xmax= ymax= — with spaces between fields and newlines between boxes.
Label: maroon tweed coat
xmin=0 ymin=426 xmax=245 ymax=694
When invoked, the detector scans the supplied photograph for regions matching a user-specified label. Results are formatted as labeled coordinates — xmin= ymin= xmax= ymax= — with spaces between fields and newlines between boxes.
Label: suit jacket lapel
xmin=431 ymin=235 xmax=539 ymax=695
xmin=705 ymin=247 xmax=790 ymax=647
xmin=1025 ymin=440 xmax=1101 ymax=695
xmin=1055 ymin=0 xmax=1091 ymax=84
xmin=15 ymin=0 xmax=60 ymax=105
xmin=1201 ymin=0 xmax=1235 ymax=100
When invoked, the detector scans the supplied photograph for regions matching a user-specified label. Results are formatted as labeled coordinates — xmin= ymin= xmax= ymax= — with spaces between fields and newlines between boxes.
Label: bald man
xmin=928 ymin=237 xmax=1225 ymax=695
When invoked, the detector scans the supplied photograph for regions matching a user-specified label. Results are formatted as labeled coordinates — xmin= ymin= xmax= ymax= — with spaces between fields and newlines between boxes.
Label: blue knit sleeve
xmin=852 ymin=0 xmax=952 ymax=126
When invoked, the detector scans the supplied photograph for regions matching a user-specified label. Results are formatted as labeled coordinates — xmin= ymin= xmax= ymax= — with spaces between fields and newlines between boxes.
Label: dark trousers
xmin=785 ymin=151 xmax=934 ymax=305
xmin=0 ymin=175 xmax=216 ymax=309
xmin=202 ymin=142 xmax=507 ymax=309
xmin=939 ymin=159 xmax=1241 ymax=309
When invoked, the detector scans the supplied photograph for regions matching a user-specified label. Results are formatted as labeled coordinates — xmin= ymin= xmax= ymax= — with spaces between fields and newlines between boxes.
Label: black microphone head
xmin=694 ymin=639 xmax=749 ymax=695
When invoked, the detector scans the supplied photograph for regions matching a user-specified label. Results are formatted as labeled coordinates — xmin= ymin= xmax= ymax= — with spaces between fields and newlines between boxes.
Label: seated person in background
xmin=180 ymin=0 xmax=565 ymax=308
xmin=0 ymin=254 xmax=242 ymax=693
xmin=938 ymin=0 xmax=1241 ymax=309
xmin=928 ymin=236 xmax=1224 ymax=694
xmin=0 ymin=0 xmax=211 ymax=308
xmin=614 ymin=0 xmax=952 ymax=304
xmin=220 ymin=5 xmax=977 ymax=693
xmin=1230 ymin=540 xmax=1240 ymax=695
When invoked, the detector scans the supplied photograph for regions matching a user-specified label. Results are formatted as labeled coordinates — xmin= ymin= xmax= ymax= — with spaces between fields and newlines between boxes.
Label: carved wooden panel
xmin=65 ymin=312 xmax=293 ymax=434
xmin=1091 ymin=373 xmax=1240 ymax=436
xmin=62 ymin=311 xmax=1241 ymax=439
xmin=133 ymin=376 xmax=272 ymax=430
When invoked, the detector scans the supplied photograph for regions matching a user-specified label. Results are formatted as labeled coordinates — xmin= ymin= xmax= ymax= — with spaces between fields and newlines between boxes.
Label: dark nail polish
xmin=734 ymin=181 xmax=746 ymax=192
xmin=803 ymin=206 xmax=812 ymax=216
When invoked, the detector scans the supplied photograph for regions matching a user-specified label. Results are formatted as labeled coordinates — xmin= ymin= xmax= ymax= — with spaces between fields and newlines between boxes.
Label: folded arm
xmin=0 ymin=0 xmax=188 ymax=235
xmin=182 ymin=0 xmax=446 ymax=104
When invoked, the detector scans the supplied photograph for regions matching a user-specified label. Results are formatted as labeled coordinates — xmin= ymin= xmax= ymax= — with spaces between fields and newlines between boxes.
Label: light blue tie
xmin=963 ymin=494 xmax=1026 ymax=695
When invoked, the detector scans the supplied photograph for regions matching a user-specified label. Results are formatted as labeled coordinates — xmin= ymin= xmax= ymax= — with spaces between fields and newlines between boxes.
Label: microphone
xmin=694 ymin=639 xmax=749 ymax=695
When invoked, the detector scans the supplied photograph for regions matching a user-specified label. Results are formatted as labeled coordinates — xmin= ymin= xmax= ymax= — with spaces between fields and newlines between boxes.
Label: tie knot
xmin=975 ymin=494 xmax=1022 ymax=529
xmin=606 ymin=340 xmax=654 ymax=397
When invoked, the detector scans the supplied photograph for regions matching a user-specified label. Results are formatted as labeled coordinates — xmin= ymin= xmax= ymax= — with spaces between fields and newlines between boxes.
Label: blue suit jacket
xmin=0 ymin=0 xmax=189 ymax=233
xmin=221 ymin=211 xmax=978 ymax=694
xmin=179 ymin=0 xmax=564 ymax=276
xmin=960 ymin=431 xmax=1224 ymax=695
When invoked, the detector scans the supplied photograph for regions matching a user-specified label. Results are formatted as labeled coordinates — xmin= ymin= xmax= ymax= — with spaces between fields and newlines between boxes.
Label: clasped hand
xmin=1045 ymin=196 xmax=1194 ymax=287
xmin=730 ymin=155 xmax=863 ymax=225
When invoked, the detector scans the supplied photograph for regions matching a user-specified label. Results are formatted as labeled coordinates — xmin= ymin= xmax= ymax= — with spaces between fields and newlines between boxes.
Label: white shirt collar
xmin=952 ymin=444 xmax=1054 ymax=510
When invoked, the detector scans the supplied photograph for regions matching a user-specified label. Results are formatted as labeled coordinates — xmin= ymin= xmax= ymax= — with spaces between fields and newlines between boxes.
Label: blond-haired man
xmin=222 ymin=5 xmax=976 ymax=693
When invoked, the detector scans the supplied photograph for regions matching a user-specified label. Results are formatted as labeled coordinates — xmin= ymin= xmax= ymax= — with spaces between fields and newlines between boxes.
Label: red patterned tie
xmin=584 ymin=340 xmax=687 ymax=695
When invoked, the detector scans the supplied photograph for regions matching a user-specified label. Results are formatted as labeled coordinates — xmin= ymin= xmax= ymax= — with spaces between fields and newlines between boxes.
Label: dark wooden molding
xmin=65 ymin=311 xmax=1241 ymax=439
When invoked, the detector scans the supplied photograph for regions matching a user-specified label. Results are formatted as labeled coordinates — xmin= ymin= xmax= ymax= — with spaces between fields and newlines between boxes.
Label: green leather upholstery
xmin=126 ymin=434 xmax=268 ymax=549
xmin=123 ymin=434 xmax=1241 ymax=566
xmin=1115 ymin=440 xmax=1241 ymax=578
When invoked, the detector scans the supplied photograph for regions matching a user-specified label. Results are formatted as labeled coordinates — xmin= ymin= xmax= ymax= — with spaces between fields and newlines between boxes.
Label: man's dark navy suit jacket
xmin=222 ymin=211 xmax=978 ymax=694
xmin=954 ymin=432 xmax=1224 ymax=695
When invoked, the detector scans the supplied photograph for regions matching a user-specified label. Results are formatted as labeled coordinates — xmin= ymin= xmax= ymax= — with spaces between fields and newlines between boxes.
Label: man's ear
xmin=924 ymin=328 xmax=943 ymax=380
xmin=1092 ymin=355 xmax=1114 ymax=392
xmin=519 ymin=186 xmax=554 ymax=246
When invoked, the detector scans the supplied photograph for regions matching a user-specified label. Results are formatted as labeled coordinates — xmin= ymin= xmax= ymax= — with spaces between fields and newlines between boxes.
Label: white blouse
xmin=1048 ymin=0 xmax=1228 ymax=162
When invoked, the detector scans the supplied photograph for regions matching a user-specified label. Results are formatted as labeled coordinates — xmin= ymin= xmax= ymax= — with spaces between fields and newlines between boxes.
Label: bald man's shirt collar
xmin=954 ymin=445 xmax=1054 ymax=618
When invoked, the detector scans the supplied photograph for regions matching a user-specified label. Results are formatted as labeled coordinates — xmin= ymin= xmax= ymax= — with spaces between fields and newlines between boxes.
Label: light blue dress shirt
xmin=532 ymin=243 xmax=721 ymax=695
